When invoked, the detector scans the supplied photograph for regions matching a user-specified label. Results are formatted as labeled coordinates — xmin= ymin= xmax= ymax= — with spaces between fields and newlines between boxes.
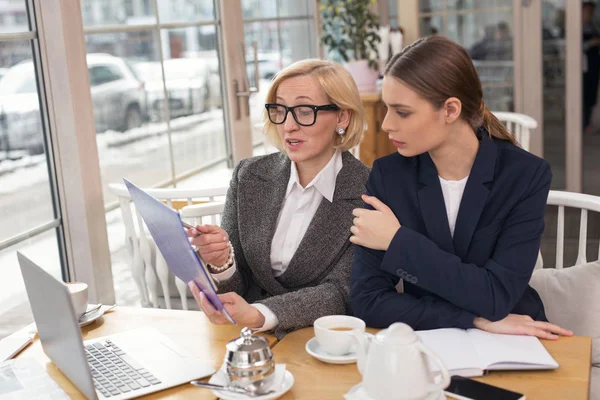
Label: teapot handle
xmin=417 ymin=342 xmax=450 ymax=393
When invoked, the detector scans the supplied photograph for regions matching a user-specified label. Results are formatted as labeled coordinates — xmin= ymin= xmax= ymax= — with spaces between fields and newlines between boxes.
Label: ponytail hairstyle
xmin=384 ymin=35 xmax=518 ymax=146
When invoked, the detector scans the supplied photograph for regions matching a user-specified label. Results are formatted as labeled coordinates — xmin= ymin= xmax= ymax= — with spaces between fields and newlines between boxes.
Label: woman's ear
xmin=443 ymin=97 xmax=462 ymax=124
xmin=337 ymin=109 xmax=351 ymax=129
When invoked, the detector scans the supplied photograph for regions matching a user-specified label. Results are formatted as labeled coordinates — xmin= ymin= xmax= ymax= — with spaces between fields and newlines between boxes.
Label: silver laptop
xmin=17 ymin=252 xmax=215 ymax=399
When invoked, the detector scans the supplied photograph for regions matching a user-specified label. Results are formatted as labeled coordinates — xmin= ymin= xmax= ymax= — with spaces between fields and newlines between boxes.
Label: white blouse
xmin=438 ymin=175 xmax=469 ymax=237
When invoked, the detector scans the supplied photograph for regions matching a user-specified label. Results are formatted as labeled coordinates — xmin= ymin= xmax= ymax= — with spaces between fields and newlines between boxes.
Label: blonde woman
xmin=187 ymin=59 xmax=369 ymax=338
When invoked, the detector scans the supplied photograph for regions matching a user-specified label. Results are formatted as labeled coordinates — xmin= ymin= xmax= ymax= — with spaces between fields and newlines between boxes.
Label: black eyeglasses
xmin=265 ymin=103 xmax=340 ymax=127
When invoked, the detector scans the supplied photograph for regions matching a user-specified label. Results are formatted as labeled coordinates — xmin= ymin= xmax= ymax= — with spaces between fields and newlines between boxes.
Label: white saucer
xmin=207 ymin=364 xmax=294 ymax=400
xmin=305 ymin=333 xmax=374 ymax=364
xmin=78 ymin=305 xmax=105 ymax=327
xmin=345 ymin=383 xmax=445 ymax=400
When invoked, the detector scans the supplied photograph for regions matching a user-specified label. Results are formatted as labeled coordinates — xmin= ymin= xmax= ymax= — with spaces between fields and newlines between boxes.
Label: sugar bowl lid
xmin=225 ymin=327 xmax=273 ymax=368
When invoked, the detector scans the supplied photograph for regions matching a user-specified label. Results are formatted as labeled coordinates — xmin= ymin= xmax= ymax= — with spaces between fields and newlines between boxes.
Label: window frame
xmin=0 ymin=0 xmax=69 ymax=284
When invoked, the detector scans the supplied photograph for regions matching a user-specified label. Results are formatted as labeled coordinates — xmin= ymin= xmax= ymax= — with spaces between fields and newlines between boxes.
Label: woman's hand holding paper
xmin=188 ymin=284 xmax=265 ymax=328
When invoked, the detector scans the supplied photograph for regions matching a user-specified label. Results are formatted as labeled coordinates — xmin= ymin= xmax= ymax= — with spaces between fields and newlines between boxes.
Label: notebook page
xmin=466 ymin=329 xmax=558 ymax=370
xmin=416 ymin=328 xmax=484 ymax=375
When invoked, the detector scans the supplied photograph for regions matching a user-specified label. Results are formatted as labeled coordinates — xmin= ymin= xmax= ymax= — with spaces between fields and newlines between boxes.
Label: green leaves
xmin=319 ymin=0 xmax=381 ymax=70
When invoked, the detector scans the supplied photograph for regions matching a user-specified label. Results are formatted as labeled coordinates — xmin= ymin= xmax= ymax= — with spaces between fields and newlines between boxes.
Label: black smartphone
xmin=444 ymin=376 xmax=525 ymax=400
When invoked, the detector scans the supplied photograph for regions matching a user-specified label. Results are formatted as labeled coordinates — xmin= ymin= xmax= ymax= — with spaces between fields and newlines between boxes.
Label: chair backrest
xmin=180 ymin=201 xmax=226 ymax=226
xmin=108 ymin=183 xmax=228 ymax=309
xmin=541 ymin=190 xmax=600 ymax=270
xmin=492 ymin=111 xmax=538 ymax=152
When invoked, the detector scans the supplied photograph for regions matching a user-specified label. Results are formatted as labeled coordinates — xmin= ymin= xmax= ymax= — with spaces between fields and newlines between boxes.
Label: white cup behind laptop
xmin=67 ymin=282 xmax=88 ymax=320
xmin=314 ymin=315 xmax=365 ymax=356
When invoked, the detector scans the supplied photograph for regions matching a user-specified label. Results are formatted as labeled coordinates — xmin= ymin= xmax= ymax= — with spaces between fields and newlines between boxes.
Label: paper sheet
xmin=0 ymin=358 xmax=69 ymax=399
xmin=124 ymin=178 xmax=235 ymax=324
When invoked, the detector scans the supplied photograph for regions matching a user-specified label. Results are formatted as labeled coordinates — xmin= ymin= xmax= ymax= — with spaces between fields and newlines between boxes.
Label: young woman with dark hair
xmin=349 ymin=36 xmax=572 ymax=340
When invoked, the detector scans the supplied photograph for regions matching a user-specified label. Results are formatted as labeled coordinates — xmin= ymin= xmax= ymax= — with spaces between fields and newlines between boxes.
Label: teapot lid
xmin=375 ymin=322 xmax=418 ymax=345
xmin=226 ymin=327 xmax=270 ymax=353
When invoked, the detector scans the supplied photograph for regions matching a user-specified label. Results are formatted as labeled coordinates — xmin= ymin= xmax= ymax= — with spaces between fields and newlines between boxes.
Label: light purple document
xmin=124 ymin=178 xmax=235 ymax=324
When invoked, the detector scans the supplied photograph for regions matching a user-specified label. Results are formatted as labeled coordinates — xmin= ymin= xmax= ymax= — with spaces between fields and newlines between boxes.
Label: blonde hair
xmin=263 ymin=59 xmax=365 ymax=152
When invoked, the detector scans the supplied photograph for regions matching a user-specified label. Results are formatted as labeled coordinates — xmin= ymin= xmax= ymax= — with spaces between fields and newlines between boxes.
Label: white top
xmin=212 ymin=150 xmax=343 ymax=331
xmin=438 ymin=175 xmax=469 ymax=237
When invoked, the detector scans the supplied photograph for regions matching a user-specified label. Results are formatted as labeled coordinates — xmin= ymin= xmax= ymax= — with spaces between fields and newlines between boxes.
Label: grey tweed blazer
xmin=218 ymin=151 xmax=370 ymax=338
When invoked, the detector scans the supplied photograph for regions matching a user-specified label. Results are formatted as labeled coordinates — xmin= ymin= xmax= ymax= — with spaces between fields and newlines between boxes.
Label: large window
xmin=0 ymin=0 xmax=65 ymax=339
xmin=242 ymin=0 xmax=317 ymax=155
xmin=0 ymin=1 xmax=321 ymax=320
xmin=81 ymin=0 xmax=228 ymax=206
xmin=418 ymin=0 xmax=514 ymax=112
xmin=80 ymin=0 xmax=229 ymax=306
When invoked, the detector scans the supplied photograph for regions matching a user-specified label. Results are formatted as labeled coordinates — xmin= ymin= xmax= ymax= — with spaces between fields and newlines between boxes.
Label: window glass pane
xmin=420 ymin=15 xmax=442 ymax=36
xmin=156 ymin=0 xmax=215 ymax=23
xmin=0 ymin=229 xmax=62 ymax=340
xmin=159 ymin=26 xmax=227 ymax=178
xmin=84 ymin=32 xmax=173 ymax=206
xmin=81 ymin=0 xmax=157 ymax=26
xmin=244 ymin=21 xmax=278 ymax=149
xmin=420 ymin=0 xmax=444 ymax=13
xmin=388 ymin=0 xmax=399 ymax=28
xmin=281 ymin=20 xmax=315 ymax=64
xmin=448 ymin=12 xmax=512 ymax=55
xmin=0 ymin=0 xmax=29 ymax=33
xmin=244 ymin=17 xmax=316 ymax=156
xmin=242 ymin=0 xmax=277 ymax=19
xmin=449 ymin=12 xmax=514 ymax=112
xmin=543 ymin=0 xmax=565 ymax=190
xmin=447 ymin=0 xmax=512 ymax=10
xmin=244 ymin=21 xmax=281 ymax=85
xmin=277 ymin=0 xmax=313 ymax=18
xmin=0 ymin=41 xmax=57 ymax=243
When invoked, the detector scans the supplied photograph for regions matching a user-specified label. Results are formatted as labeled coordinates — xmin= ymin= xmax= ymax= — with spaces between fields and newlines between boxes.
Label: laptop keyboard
xmin=85 ymin=340 xmax=162 ymax=398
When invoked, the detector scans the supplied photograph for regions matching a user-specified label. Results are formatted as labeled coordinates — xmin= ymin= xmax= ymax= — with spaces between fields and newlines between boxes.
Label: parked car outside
xmin=0 ymin=53 xmax=147 ymax=154
xmin=135 ymin=57 xmax=221 ymax=122
xmin=87 ymin=53 xmax=147 ymax=133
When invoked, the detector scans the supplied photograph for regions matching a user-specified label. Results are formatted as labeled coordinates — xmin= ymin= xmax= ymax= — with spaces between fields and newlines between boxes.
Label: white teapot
xmin=353 ymin=322 xmax=450 ymax=400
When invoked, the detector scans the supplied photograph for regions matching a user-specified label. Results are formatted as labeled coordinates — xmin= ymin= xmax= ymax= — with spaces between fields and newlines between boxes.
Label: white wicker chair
xmin=537 ymin=190 xmax=600 ymax=270
xmin=493 ymin=111 xmax=538 ymax=152
xmin=108 ymin=183 xmax=228 ymax=309
xmin=532 ymin=191 xmax=600 ymax=399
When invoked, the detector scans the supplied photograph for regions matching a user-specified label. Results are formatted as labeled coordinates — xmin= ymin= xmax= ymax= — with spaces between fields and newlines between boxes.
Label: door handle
xmin=233 ymin=41 xmax=260 ymax=119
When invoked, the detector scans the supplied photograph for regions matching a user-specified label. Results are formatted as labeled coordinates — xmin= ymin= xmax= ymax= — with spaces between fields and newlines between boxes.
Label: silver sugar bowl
xmin=224 ymin=327 xmax=275 ymax=392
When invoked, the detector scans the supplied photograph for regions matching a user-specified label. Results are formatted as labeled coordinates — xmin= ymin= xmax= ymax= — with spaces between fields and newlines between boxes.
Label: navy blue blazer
xmin=350 ymin=130 xmax=550 ymax=330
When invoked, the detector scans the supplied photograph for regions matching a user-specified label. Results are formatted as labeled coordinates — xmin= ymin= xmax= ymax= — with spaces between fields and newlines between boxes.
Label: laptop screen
xmin=17 ymin=252 xmax=98 ymax=400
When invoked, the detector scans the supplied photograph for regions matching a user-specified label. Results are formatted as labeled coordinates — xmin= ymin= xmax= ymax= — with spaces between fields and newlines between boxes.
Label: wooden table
xmin=272 ymin=327 xmax=592 ymax=400
xmin=15 ymin=308 xmax=592 ymax=399
xmin=16 ymin=307 xmax=277 ymax=399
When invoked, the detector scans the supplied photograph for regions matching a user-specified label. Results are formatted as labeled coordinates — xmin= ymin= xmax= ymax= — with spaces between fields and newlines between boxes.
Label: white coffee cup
xmin=314 ymin=315 xmax=366 ymax=356
xmin=67 ymin=282 xmax=89 ymax=320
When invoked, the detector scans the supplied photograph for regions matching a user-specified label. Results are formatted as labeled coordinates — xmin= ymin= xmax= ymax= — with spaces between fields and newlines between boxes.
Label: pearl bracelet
xmin=207 ymin=241 xmax=234 ymax=273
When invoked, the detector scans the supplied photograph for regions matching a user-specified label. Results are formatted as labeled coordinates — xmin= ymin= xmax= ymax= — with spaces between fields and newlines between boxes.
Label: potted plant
xmin=320 ymin=0 xmax=381 ymax=92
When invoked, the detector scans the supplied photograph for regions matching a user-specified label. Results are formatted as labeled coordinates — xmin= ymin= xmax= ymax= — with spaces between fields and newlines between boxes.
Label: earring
xmin=336 ymin=127 xmax=345 ymax=135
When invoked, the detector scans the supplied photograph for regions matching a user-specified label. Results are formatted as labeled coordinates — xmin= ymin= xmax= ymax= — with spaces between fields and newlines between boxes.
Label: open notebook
xmin=416 ymin=328 xmax=559 ymax=377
